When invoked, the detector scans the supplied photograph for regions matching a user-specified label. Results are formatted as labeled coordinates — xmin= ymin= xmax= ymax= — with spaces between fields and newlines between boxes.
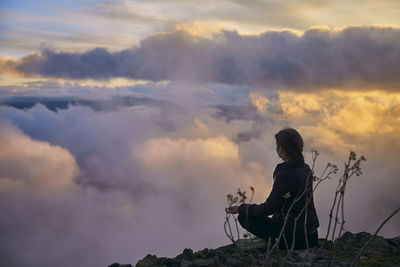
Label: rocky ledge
xmin=109 ymin=232 xmax=400 ymax=266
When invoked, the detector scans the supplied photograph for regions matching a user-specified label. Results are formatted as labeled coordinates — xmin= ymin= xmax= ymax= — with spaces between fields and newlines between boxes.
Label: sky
xmin=1 ymin=0 xmax=400 ymax=266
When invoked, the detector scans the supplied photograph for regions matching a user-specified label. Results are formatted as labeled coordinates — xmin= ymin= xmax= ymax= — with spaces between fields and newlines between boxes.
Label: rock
xmin=235 ymin=236 xmax=268 ymax=249
xmin=177 ymin=248 xmax=194 ymax=261
xmin=130 ymin=232 xmax=400 ymax=267
xmin=191 ymin=258 xmax=217 ymax=266
xmin=193 ymin=248 xmax=210 ymax=259
xmin=135 ymin=254 xmax=158 ymax=267
xmin=388 ymin=236 xmax=400 ymax=247
xmin=108 ymin=263 xmax=133 ymax=267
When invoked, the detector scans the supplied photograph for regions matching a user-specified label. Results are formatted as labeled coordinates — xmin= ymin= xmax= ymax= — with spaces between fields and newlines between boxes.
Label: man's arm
xmin=238 ymin=173 xmax=288 ymax=217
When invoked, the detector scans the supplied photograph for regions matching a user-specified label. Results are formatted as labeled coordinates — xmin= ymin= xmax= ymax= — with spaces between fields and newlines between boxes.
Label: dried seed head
xmin=350 ymin=151 xmax=357 ymax=161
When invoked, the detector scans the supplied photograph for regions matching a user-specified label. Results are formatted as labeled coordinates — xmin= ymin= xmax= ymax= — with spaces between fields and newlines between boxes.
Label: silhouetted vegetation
xmin=222 ymin=150 xmax=400 ymax=266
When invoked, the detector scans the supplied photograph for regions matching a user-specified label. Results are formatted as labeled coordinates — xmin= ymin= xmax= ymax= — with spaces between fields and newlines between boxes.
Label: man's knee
xmin=237 ymin=212 xmax=246 ymax=228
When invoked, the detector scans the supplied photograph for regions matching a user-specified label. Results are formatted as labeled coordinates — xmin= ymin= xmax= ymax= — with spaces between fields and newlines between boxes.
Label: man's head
xmin=275 ymin=128 xmax=304 ymax=160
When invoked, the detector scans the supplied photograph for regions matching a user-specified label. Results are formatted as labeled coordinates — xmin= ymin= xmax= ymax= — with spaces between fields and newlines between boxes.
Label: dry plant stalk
xmin=283 ymin=154 xmax=338 ymax=265
xmin=310 ymin=151 xmax=366 ymax=266
xmin=224 ymin=186 xmax=256 ymax=265
xmin=223 ymin=150 xmax=398 ymax=267
xmin=224 ymin=187 xmax=254 ymax=242
xmin=266 ymin=150 xmax=337 ymax=266
xmin=326 ymin=152 xmax=366 ymax=266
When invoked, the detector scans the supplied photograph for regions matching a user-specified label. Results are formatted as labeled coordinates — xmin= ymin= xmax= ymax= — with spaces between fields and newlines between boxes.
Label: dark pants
xmin=238 ymin=212 xmax=319 ymax=249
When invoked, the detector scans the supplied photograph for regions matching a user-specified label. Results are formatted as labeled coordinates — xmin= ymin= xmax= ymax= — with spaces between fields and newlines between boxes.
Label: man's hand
xmin=225 ymin=205 xmax=240 ymax=214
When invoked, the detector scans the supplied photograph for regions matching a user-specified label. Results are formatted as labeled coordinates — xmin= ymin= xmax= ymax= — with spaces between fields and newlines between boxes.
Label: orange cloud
xmin=277 ymin=91 xmax=323 ymax=117
xmin=0 ymin=57 xmax=25 ymax=77
xmin=264 ymin=89 xmax=400 ymax=155
xmin=322 ymin=91 xmax=400 ymax=136
xmin=250 ymin=92 xmax=270 ymax=113
xmin=175 ymin=21 xmax=229 ymax=37
xmin=138 ymin=135 xmax=239 ymax=168
xmin=0 ymin=54 xmax=44 ymax=78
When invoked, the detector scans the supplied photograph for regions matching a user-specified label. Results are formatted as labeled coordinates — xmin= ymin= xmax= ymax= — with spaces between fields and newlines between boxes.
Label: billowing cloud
xmin=0 ymin=100 xmax=273 ymax=266
xmin=4 ymin=26 xmax=400 ymax=90
xmin=2 ymin=0 xmax=400 ymax=58
xmin=0 ymin=120 xmax=78 ymax=190
xmin=1 ymin=85 xmax=399 ymax=266
xmin=2 ymin=1 xmax=400 ymax=266
xmin=135 ymin=135 xmax=265 ymax=191
xmin=0 ymin=57 xmax=31 ymax=78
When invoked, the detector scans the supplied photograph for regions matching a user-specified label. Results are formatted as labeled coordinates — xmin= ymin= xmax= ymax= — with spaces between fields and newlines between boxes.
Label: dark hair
xmin=275 ymin=128 xmax=304 ymax=159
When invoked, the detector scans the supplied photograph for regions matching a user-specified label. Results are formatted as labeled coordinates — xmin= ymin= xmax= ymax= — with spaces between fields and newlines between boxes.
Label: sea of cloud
xmin=0 ymin=82 xmax=399 ymax=266
xmin=1 ymin=25 xmax=400 ymax=266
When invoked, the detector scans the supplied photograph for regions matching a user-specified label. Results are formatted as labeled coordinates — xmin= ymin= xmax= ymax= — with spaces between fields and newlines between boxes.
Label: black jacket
xmin=239 ymin=157 xmax=319 ymax=232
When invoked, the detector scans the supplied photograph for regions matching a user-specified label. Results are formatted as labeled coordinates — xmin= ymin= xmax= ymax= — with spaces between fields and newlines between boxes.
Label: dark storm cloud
xmin=6 ymin=26 xmax=400 ymax=90
xmin=0 ymin=95 xmax=172 ymax=112
xmin=213 ymin=104 xmax=260 ymax=122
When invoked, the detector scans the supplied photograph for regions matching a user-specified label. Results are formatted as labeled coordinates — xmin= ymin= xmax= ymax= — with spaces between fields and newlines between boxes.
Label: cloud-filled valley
xmin=1 ymin=87 xmax=399 ymax=266
xmin=1 ymin=4 xmax=400 ymax=264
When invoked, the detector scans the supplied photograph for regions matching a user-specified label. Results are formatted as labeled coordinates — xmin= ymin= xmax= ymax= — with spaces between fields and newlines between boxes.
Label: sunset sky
xmin=1 ymin=0 xmax=400 ymax=266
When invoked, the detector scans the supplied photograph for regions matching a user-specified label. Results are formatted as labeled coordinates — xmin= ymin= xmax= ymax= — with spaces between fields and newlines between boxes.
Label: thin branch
xmin=350 ymin=205 xmax=400 ymax=267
